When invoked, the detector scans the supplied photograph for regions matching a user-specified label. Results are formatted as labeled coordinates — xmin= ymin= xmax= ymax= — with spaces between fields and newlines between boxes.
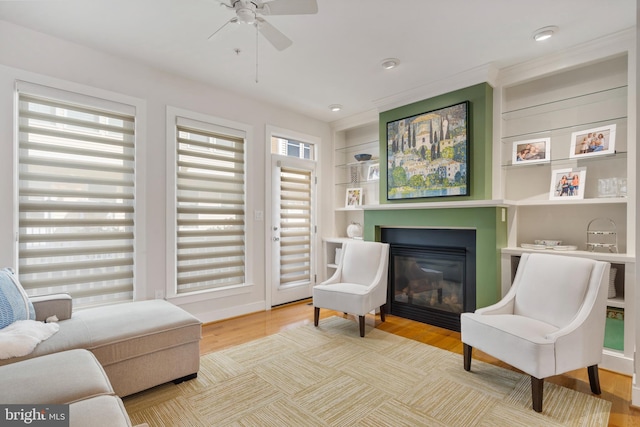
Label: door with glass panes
xmin=270 ymin=150 xmax=316 ymax=306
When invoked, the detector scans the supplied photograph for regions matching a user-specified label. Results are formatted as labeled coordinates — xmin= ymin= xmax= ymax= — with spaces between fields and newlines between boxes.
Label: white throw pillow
xmin=0 ymin=320 xmax=59 ymax=359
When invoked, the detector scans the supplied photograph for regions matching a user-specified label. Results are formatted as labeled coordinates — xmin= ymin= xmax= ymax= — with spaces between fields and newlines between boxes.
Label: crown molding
xmin=330 ymin=26 xmax=635 ymax=130
xmin=330 ymin=108 xmax=379 ymax=131
xmin=496 ymin=27 xmax=635 ymax=88
xmin=372 ymin=63 xmax=499 ymax=114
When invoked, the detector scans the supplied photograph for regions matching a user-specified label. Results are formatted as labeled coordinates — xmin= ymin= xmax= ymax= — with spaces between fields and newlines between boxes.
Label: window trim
xmin=14 ymin=79 xmax=147 ymax=303
xmin=165 ymin=106 xmax=254 ymax=304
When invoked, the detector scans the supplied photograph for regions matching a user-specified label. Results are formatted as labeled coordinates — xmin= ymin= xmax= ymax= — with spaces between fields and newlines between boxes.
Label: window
xmin=271 ymin=136 xmax=313 ymax=160
xmin=174 ymin=117 xmax=246 ymax=294
xmin=278 ymin=166 xmax=313 ymax=286
xmin=17 ymin=87 xmax=136 ymax=308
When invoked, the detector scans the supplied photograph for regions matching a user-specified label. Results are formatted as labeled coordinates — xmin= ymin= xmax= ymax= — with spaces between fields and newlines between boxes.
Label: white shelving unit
xmin=322 ymin=237 xmax=351 ymax=279
xmin=331 ymin=123 xmax=380 ymax=242
xmin=334 ymin=141 xmax=380 ymax=209
xmin=497 ymin=54 xmax=635 ymax=375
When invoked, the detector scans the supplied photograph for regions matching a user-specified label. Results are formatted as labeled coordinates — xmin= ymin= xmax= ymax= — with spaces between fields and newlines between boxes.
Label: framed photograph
xmin=569 ymin=124 xmax=616 ymax=158
xmin=512 ymin=138 xmax=550 ymax=165
xmin=367 ymin=164 xmax=380 ymax=181
xmin=345 ymin=187 xmax=363 ymax=207
xmin=387 ymin=101 xmax=469 ymax=200
xmin=549 ymin=168 xmax=586 ymax=200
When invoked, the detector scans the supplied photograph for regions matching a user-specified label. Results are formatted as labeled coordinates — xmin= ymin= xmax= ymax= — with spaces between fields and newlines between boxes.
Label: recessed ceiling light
xmin=381 ymin=58 xmax=400 ymax=70
xmin=533 ymin=26 xmax=558 ymax=42
xmin=329 ymin=104 xmax=342 ymax=112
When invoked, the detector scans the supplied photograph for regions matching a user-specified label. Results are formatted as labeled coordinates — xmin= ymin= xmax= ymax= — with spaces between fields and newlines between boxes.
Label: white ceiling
xmin=0 ymin=0 xmax=636 ymax=123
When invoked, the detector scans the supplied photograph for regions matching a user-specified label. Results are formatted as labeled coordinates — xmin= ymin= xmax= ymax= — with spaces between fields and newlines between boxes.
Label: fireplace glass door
xmin=389 ymin=244 xmax=467 ymax=330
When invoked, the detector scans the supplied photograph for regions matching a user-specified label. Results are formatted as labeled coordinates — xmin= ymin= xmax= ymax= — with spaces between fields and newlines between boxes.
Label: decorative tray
xmin=521 ymin=243 xmax=578 ymax=251
xmin=552 ymin=245 xmax=578 ymax=251
xmin=521 ymin=243 xmax=547 ymax=250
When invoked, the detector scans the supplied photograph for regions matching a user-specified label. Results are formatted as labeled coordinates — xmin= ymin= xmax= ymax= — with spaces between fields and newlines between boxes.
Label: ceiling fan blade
xmin=207 ymin=17 xmax=238 ymax=40
xmin=261 ymin=0 xmax=318 ymax=15
xmin=256 ymin=17 xmax=292 ymax=51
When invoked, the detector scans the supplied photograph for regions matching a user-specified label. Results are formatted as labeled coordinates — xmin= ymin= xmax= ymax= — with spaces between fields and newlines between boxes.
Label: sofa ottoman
xmin=0 ymin=298 xmax=202 ymax=397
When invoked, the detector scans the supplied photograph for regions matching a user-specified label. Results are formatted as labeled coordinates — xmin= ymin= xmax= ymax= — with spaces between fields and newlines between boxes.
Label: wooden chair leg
xmin=588 ymin=365 xmax=602 ymax=395
xmin=359 ymin=315 xmax=365 ymax=337
xmin=463 ymin=344 xmax=472 ymax=371
xmin=380 ymin=304 xmax=386 ymax=322
xmin=314 ymin=307 xmax=320 ymax=327
xmin=531 ymin=376 xmax=544 ymax=413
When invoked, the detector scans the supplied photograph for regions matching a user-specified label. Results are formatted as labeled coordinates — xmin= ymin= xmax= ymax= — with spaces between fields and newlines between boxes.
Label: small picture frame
xmin=345 ymin=187 xmax=363 ymax=207
xmin=569 ymin=124 xmax=616 ymax=158
xmin=512 ymin=138 xmax=550 ymax=165
xmin=549 ymin=168 xmax=586 ymax=200
xmin=367 ymin=164 xmax=380 ymax=181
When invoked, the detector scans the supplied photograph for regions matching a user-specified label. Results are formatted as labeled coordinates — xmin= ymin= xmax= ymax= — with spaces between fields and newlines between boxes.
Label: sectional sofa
xmin=0 ymin=277 xmax=202 ymax=426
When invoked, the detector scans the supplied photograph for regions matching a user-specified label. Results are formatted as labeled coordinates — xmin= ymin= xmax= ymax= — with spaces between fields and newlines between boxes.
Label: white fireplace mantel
xmin=360 ymin=199 xmax=511 ymax=211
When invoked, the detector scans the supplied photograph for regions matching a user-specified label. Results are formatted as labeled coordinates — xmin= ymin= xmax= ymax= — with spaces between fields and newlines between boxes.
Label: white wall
xmin=0 ymin=20 xmax=332 ymax=322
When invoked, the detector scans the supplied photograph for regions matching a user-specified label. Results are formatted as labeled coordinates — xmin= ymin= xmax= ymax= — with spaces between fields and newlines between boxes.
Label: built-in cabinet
xmin=322 ymin=237 xmax=349 ymax=279
xmin=498 ymin=54 xmax=635 ymax=374
xmin=325 ymin=124 xmax=380 ymax=281
xmin=327 ymin=48 xmax=635 ymax=376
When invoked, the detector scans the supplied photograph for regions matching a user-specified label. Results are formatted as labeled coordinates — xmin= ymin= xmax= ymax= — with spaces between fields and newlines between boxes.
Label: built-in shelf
xmin=513 ymin=197 xmax=627 ymax=206
xmin=608 ymin=297 xmax=625 ymax=309
xmin=501 ymin=150 xmax=628 ymax=168
xmin=335 ymin=158 xmax=379 ymax=169
xmin=336 ymin=206 xmax=364 ymax=212
xmin=501 ymin=247 xmax=634 ymax=263
xmin=334 ymin=197 xmax=627 ymax=211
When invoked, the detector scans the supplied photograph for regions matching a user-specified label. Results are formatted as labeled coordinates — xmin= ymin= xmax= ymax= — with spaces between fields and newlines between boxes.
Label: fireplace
xmin=381 ymin=227 xmax=476 ymax=331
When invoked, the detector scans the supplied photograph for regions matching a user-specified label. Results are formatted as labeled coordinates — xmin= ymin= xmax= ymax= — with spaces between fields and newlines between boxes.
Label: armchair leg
xmin=359 ymin=315 xmax=365 ymax=337
xmin=380 ymin=304 xmax=386 ymax=322
xmin=314 ymin=307 xmax=320 ymax=327
xmin=463 ymin=344 xmax=472 ymax=371
xmin=531 ymin=376 xmax=544 ymax=413
xmin=587 ymin=365 xmax=602 ymax=395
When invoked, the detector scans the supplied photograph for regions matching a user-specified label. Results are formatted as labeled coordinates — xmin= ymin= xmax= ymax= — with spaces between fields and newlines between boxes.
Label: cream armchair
xmin=313 ymin=240 xmax=390 ymax=337
xmin=461 ymin=253 xmax=610 ymax=412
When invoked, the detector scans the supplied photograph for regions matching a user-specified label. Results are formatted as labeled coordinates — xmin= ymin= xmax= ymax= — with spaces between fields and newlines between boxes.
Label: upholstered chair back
xmin=513 ymin=254 xmax=598 ymax=328
xmin=340 ymin=241 xmax=388 ymax=288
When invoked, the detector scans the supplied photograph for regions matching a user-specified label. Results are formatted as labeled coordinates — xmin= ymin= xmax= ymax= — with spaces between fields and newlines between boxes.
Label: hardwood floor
xmin=200 ymin=299 xmax=640 ymax=427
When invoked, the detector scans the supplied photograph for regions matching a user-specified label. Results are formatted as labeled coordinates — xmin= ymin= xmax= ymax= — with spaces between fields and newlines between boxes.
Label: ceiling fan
xmin=209 ymin=0 xmax=318 ymax=51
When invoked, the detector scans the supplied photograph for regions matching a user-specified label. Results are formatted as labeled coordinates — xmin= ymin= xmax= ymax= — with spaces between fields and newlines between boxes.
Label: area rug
xmin=124 ymin=317 xmax=611 ymax=426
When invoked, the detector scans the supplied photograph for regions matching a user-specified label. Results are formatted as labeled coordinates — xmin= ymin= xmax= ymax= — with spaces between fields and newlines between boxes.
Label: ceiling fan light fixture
xmin=381 ymin=58 xmax=400 ymax=70
xmin=236 ymin=7 xmax=256 ymax=24
xmin=533 ymin=26 xmax=557 ymax=42
xmin=329 ymin=104 xmax=342 ymax=112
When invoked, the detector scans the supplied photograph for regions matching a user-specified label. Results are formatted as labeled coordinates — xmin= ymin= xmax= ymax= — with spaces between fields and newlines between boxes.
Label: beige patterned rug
xmin=124 ymin=316 xmax=611 ymax=426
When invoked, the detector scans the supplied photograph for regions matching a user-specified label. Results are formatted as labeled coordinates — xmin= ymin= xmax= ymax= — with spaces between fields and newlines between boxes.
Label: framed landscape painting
xmin=387 ymin=101 xmax=469 ymax=200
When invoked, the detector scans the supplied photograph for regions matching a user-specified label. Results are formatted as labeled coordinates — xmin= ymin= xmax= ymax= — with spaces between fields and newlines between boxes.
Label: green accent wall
xmin=378 ymin=82 xmax=493 ymax=203
xmin=365 ymin=82 xmax=505 ymax=308
xmin=364 ymin=207 xmax=507 ymax=308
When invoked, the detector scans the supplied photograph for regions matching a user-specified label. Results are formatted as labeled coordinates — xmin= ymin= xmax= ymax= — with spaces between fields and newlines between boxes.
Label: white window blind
xmin=176 ymin=121 xmax=246 ymax=294
xmin=17 ymin=92 xmax=136 ymax=307
xmin=279 ymin=166 xmax=312 ymax=285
